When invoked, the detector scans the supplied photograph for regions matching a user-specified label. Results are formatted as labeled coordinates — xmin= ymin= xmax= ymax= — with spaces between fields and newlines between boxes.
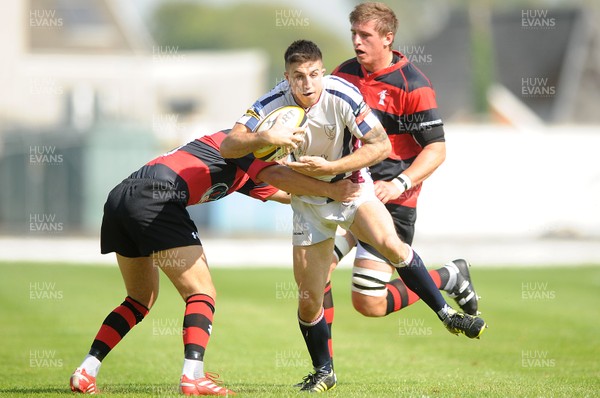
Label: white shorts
xmin=291 ymin=182 xmax=378 ymax=246
xmin=355 ymin=241 xmax=390 ymax=264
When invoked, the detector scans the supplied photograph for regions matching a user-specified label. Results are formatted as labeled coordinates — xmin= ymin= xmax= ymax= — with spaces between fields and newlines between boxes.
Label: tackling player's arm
xmin=265 ymin=190 xmax=292 ymax=204
xmin=376 ymin=127 xmax=446 ymax=203
xmin=286 ymin=122 xmax=390 ymax=177
xmin=257 ymin=165 xmax=361 ymax=202
xmin=399 ymin=141 xmax=445 ymax=185
xmin=220 ymin=117 xmax=305 ymax=159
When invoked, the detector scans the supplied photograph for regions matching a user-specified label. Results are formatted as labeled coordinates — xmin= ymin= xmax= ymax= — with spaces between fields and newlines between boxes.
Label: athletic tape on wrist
xmin=391 ymin=174 xmax=412 ymax=193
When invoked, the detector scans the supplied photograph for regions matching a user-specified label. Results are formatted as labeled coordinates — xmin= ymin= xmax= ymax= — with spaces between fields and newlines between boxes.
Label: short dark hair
xmin=284 ymin=40 xmax=322 ymax=68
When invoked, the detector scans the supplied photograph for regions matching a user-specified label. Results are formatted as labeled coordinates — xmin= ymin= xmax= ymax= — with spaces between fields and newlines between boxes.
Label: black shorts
xmin=358 ymin=203 xmax=417 ymax=260
xmin=100 ymin=173 xmax=201 ymax=258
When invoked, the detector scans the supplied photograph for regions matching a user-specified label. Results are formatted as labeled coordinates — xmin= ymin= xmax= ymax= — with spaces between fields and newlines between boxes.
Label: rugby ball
xmin=252 ymin=106 xmax=307 ymax=161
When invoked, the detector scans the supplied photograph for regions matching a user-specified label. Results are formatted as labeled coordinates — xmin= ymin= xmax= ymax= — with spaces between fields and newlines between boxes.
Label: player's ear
xmin=383 ymin=32 xmax=394 ymax=48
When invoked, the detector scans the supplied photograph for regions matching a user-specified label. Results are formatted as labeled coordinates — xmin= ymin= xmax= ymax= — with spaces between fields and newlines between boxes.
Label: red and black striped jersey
xmin=333 ymin=51 xmax=444 ymax=207
xmin=142 ymin=130 xmax=278 ymax=205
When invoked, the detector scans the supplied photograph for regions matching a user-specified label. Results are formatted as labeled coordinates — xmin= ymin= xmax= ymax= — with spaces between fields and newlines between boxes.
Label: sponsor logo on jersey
xmin=199 ymin=183 xmax=229 ymax=203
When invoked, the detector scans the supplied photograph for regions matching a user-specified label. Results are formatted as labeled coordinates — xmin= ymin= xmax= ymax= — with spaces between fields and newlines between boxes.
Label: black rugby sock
xmin=395 ymin=249 xmax=448 ymax=317
xmin=298 ymin=309 xmax=332 ymax=371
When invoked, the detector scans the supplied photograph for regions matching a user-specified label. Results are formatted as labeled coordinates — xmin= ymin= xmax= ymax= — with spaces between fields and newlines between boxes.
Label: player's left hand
xmin=374 ymin=180 xmax=403 ymax=204
xmin=284 ymin=156 xmax=332 ymax=177
xmin=328 ymin=179 xmax=362 ymax=202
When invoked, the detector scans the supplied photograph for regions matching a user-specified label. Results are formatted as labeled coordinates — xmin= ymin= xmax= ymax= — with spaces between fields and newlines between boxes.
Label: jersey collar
xmin=360 ymin=50 xmax=407 ymax=80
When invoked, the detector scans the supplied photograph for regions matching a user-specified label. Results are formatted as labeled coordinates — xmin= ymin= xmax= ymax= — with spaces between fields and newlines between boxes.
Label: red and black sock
xmin=183 ymin=294 xmax=215 ymax=361
xmin=385 ymin=269 xmax=448 ymax=314
xmin=432 ymin=267 xmax=450 ymax=289
xmin=89 ymin=296 xmax=149 ymax=361
xmin=385 ymin=279 xmax=420 ymax=314
xmin=323 ymin=281 xmax=334 ymax=360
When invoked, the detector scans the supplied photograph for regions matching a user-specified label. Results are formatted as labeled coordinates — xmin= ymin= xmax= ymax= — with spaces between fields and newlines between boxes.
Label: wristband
xmin=391 ymin=174 xmax=412 ymax=193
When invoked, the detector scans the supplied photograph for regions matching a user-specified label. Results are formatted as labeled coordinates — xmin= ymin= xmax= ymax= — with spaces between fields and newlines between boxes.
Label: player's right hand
xmin=261 ymin=113 xmax=306 ymax=149
xmin=374 ymin=180 xmax=403 ymax=204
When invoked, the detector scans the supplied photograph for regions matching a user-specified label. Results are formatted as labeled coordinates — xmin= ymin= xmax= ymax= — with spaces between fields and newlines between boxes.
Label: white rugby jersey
xmin=237 ymin=75 xmax=380 ymax=204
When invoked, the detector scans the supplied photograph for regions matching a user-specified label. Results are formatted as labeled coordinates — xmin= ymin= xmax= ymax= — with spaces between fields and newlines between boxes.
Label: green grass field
xmin=1 ymin=261 xmax=599 ymax=397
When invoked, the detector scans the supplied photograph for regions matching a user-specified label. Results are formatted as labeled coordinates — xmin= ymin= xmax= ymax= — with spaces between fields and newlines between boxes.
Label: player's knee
xmin=298 ymin=293 xmax=321 ymax=311
xmin=379 ymin=234 xmax=404 ymax=263
xmin=129 ymin=290 xmax=158 ymax=310
xmin=298 ymin=291 xmax=323 ymax=319
xmin=185 ymin=287 xmax=216 ymax=303
xmin=352 ymin=293 xmax=386 ymax=317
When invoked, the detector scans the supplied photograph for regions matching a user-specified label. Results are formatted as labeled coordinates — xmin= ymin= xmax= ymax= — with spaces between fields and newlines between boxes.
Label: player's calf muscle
xmin=352 ymin=294 xmax=386 ymax=317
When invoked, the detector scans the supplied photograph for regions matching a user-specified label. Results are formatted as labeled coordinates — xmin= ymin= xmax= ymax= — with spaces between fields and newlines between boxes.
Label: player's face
xmin=284 ymin=60 xmax=325 ymax=109
xmin=351 ymin=19 xmax=393 ymax=72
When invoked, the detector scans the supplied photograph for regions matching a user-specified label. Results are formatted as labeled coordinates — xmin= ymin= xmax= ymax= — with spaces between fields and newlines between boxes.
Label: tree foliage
xmin=150 ymin=2 xmax=353 ymax=87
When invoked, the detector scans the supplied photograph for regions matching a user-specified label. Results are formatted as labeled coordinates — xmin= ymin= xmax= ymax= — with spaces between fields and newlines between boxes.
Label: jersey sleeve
xmin=400 ymin=64 xmax=444 ymax=133
xmin=351 ymin=100 xmax=380 ymax=138
xmin=236 ymin=81 xmax=289 ymax=132
xmin=226 ymin=154 xmax=277 ymax=183
xmin=236 ymin=100 xmax=264 ymax=132
xmin=403 ymin=87 xmax=445 ymax=146
xmin=330 ymin=76 xmax=380 ymax=138
xmin=413 ymin=125 xmax=445 ymax=147
xmin=236 ymin=178 xmax=279 ymax=201
xmin=401 ymin=92 xmax=443 ymax=131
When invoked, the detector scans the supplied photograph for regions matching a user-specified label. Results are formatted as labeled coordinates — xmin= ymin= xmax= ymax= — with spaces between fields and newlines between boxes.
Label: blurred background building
xmin=1 ymin=0 xmax=599 ymax=256
xmin=0 ymin=0 xmax=268 ymax=235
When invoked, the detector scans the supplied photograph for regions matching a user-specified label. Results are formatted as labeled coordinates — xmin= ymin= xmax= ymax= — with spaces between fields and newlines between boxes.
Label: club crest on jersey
xmin=378 ymin=90 xmax=388 ymax=105
xmin=324 ymin=124 xmax=336 ymax=140
xmin=199 ymin=183 xmax=229 ymax=203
